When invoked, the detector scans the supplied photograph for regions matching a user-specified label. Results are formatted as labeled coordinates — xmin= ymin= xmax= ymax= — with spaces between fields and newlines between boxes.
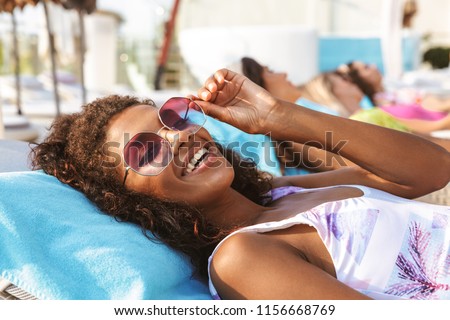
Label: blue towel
xmin=359 ymin=95 xmax=375 ymax=110
xmin=0 ymin=171 xmax=211 ymax=300
xmin=204 ymin=116 xmax=282 ymax=177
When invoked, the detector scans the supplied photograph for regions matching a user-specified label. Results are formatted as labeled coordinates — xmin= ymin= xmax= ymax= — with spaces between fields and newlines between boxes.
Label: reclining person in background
xmin=229 ymin=57 xmax=344 ymax=116
xmin=344 ymin=60 xmax=450 ymax=113
xmin=316 ymin=70 xmax=450 ymax=135
xmin=230 ymin=57 xmax=450 ymax=168
xmin=341 ymin=60 xmax=450 ymax=133
xmin=31 ymin=68 xmax=450 ymax=300
xmin=234 ymin=57 xmax=450 ymax=134
xmin=229 ymin=57 xmax=355 ymax=175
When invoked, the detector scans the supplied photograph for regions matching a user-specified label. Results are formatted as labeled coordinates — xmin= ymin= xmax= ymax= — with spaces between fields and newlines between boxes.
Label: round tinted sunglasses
xmin=122 ymin=97 xmax=206 ymax=185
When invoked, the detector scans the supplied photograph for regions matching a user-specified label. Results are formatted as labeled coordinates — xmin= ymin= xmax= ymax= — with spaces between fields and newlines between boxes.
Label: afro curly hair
xmin=31 ymin=94 xmax=272 ymax=277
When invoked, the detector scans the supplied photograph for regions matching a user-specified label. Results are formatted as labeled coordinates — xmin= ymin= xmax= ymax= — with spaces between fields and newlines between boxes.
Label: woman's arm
xmin=397 ymin=114 xmax=450 ymax=134
xmin=210 ymin=231 xmax=371 ymax=300
xmin=422 ymin=95 xmax=450 ymax=112
xmin=271 ymin=100 xmax=449 ymax=197
xmin=275 ymin=141 xmax=355 ymax=173
xmin=196 ymin=69 xmax=450 ymax=198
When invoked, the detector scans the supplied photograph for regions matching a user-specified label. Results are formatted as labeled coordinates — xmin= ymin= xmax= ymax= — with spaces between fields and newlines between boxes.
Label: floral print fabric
xmin=208 ymin=185 xmax=450 ymax=299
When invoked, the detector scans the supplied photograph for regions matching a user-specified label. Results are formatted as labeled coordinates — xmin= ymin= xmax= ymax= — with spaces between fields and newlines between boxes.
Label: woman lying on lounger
xmin=234 ymin=57 xmax=450 ymax=135
xmin=342 ymin=60 xmax=450 ymax=114
xmin=32 ymin=69 xmax=450 ymax=300
xmin=229 ymin=57 xmax=450 ymax=173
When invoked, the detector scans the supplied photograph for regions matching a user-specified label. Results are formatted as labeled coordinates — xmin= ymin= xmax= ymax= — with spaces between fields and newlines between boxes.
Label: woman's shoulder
xmin=212 ymin=232 xmax=267 ymax=265
xmin=211 ymin=230 xmax=290 ymax=273
xmin=209 ymin=229 xmax=304 ymax=298
xmin=209 ymin=232 xmax=264 ymax=293
xmin=209 ymin=225 xmax=355 ymax=299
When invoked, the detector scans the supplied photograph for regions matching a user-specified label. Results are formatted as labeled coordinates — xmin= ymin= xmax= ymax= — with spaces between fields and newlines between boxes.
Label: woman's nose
xmin=159 ymin=128 xmax=194 ymax=155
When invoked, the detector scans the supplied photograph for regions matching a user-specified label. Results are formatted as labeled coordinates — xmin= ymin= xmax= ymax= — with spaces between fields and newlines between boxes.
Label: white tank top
xmin=208 ymin=185 xmax=450 ymax=299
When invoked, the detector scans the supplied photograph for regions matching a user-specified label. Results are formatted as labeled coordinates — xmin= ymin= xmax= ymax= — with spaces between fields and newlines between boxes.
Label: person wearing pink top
xmin=343 ymin=60 xmax=450 ymax=120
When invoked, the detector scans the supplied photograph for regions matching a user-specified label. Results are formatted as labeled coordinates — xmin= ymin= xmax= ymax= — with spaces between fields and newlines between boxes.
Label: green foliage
xmin=423 ymin=47 xmax=450 ymax=69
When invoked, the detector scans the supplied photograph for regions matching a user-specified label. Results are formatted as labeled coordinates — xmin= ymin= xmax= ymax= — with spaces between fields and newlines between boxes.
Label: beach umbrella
xmin=60 ymin=0 xmax=96 ymax=105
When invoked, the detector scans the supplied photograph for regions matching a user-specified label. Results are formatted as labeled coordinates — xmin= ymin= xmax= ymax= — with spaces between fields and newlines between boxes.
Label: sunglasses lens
xmin=123 ymin=132 xmax=172 ymax=175
xmin=159 ymin=97 xmax=206 ymax=133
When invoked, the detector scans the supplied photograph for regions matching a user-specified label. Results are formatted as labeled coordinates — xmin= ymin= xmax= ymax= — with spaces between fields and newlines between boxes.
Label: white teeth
xmin=194 ymin=152 xmax=202 ymax=160
xmin=186 ymin=162 xmax=195 ymax=172
xmin=185 ymin=148 xmax=208 ymax=174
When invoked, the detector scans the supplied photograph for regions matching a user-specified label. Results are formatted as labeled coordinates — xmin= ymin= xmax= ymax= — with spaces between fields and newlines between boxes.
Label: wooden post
xmin=154 ymin=0 xmax=181 ymax=90
xmin=42 ymin=0 xmax=61 ymax=116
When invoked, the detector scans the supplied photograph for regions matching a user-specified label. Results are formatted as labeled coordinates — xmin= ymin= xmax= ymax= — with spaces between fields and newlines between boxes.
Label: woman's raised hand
xmin=194 ymin=69 xmax=280 ymax=134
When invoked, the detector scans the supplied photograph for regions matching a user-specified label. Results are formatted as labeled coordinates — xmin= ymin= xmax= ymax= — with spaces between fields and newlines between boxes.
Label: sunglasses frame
xmin=122 ymin=97 xmax=206 ymax=186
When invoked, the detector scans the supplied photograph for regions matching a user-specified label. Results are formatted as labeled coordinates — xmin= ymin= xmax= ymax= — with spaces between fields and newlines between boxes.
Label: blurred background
xmin=1 ymin=0 xmax=450 ymax=141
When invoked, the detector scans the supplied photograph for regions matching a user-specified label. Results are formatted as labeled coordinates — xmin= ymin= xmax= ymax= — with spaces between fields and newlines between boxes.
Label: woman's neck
xmin=200 ymin=187 xmax=267 ymax=228
xmin=269 ymin=86 xmax=303 ymax=104
xmin=283 ymin=87 xmax=304 ymax=103
xmin=338 ymin=96 xmax=362 ymax=115
xmin=373 ymin=82 xmax=384 ymax=94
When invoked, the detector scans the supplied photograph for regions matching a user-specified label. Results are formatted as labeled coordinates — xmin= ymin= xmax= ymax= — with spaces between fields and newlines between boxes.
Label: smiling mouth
xmin=185 ymin=147 xmax=210 ymax=175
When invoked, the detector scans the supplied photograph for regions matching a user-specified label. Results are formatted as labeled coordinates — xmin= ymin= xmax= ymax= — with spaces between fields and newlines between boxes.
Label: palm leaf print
xmin=386 ymin=221 xmax=450 ymax=299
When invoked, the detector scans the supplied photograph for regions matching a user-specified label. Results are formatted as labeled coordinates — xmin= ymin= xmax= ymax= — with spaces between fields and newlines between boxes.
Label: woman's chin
xmin=180 ymin=161 xmax=235 ymax=208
